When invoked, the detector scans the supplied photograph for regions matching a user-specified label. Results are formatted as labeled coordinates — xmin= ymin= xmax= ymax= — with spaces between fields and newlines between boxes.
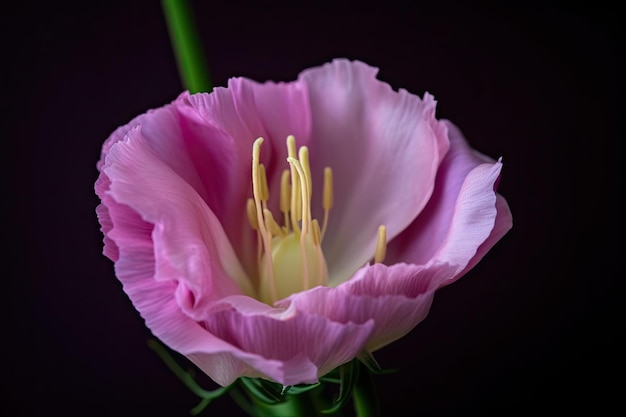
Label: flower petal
xmin=203 ymin=295 xmax=375 ymax=385
xmin=387 ymin=120 xmax=512 ymax=285
xmin=299 ymin=59 xmax=450 ymax=285
xmin=456 ymin=193 xmax=513 ymax=277
xmin=280 ymin=262 xmax=454 ymax=353
xmin=95 ymin=175 xmax=118 ymax=261
xmin=101 ymin=127 xmax=252 ymax=318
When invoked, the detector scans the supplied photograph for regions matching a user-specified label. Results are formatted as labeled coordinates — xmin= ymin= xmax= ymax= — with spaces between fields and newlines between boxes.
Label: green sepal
xmin=358 ymin=350 xmax=398 ymax=375
xmin=239 ymin=377 xmax=286 ymax=405
xmin=321 ymin=359 xmax=359 ymax=414
xmin=319 ymin=366 xmax=342 ymax=384
xmin=282 ymin=382 xmax=321 ymax=395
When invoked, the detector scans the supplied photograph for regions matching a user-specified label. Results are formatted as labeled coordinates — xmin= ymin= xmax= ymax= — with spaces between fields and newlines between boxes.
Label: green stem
xmin=352 ymin=362 xmax=381 ymax=417
xmin=161 ymin=0 xmax=212 ymax=93
xmin=254 ymin=394 xmax=311 ymax=417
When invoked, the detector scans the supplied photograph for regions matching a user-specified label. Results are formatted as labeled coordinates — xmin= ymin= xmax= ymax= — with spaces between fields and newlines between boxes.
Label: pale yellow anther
xmin=299 ymin=146 xmax=312 ymax=198
xmin=252 ymin=138 xmax=264 ymax=204
xmin=258 ymin=164 xmax=269 ymax=202
xmin=280 ymin=169 xmax=291 ymax=215
xmin=263 ymin=209 xmax=285 ymax=238
xmin=323 ymin=167 xmax=333 ymax=211
xmin=374 ymin=225 xmax=387 ymax=264
xmin=286 ymin=135 xmax=297 ymax=159
xmin=246 ymin=198 xmax=258 ymax=230
xmin=251 ymin=138 xmax=268 ymax=238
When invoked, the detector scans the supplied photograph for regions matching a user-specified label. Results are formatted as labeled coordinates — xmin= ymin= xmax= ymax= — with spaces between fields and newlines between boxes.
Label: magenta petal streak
xmin=95 ymin=59 xmax=512 ymax=386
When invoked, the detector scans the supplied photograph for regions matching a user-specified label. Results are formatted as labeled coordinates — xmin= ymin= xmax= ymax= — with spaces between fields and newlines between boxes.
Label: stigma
xmin=247 ymin=136 xmax=387 ymax=304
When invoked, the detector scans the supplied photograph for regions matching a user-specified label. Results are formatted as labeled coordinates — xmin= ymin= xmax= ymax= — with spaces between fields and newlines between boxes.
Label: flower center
xmin=247 ymin=135 xmax=387 ymax=304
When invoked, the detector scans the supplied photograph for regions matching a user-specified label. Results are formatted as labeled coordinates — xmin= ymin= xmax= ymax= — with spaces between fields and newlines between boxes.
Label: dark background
xmin=2 ymin=1 xmax=621 ymax=416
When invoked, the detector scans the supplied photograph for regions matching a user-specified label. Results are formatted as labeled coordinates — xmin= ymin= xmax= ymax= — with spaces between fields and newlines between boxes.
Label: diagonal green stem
xmin=352 ymin=362 xmax=381 ymax=417
xmin=161 ymin=0 xmax=212 ymax=93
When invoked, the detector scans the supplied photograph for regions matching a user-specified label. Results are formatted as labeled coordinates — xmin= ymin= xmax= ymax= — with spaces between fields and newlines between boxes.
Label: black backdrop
xmin=3 ymin=2 xmax=621 ymax=416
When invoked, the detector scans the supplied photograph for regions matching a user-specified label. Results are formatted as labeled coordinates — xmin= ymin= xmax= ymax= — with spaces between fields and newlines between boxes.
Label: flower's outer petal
xmin=279 ymin=262 xmax=452 ymax=354
xmin=386 ymin=120 xmax=512 ymax=285
xmin=299 ymin=59 xmax=450 ymax=285
xmin=101 ymin=127 xmax=252 ymax=318
xmin=97 ymin=111 xmax=151 ymax=171
xmin=95 ymin=175 xmax=118 ymax=261
xmin=457 ymin=194 xmax=512 ymax=277
xmin=203 ymin=295 xmax=375 ymax=385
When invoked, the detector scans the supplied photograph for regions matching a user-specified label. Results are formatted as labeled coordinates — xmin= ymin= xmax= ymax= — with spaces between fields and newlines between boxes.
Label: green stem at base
xmin=352 ymin=362 xmax=381 ymax=417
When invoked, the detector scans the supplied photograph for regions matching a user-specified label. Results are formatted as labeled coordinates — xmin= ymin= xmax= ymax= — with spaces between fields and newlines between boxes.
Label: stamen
xmin=374 ymin=225 xmax=387 ymax=264
xmin=247 ymin=198 xmax=262 ymax=264
xmin=322 ymin=167 xmax=333 ymax=238
xmin=259 ymin=164 xmax=269 ymax=204
xmin=252 ymin=137 xmax=277 ymax=301
xmin=287 ymin=135 xmax=301 ymax=234
xmin=279 ymin=169 xmax=291 ymax=231
xmin=246 ymin=198 xmax=258 ymax=230
xmin=286 ymin=135 xmax=297 ymax=158
xmin=299 ymin=146 xmax=312 ymax=199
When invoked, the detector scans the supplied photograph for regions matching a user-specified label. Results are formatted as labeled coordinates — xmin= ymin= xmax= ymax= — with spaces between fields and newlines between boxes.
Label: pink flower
xmin=95 ymin=59 xmax=512 ymax=387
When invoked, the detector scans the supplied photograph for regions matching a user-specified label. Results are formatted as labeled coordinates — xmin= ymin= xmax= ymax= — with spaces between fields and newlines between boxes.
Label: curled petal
xmin=95 ymin=175 xmax=118 ymax=261
xmin=387 ymin=120 xmax=512 ymax=285
xmin=101 ymin=128 xmax=251 ymax=318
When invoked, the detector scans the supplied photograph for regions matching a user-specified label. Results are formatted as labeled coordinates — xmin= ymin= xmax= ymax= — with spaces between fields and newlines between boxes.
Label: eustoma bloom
xmin=95 ymin=59 xmax=512 ymax=388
